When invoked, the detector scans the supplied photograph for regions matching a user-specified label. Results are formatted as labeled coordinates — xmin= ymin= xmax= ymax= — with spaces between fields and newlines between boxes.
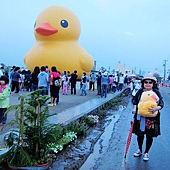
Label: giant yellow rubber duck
xmin=23 ymin=6 xmax=94 ymax=78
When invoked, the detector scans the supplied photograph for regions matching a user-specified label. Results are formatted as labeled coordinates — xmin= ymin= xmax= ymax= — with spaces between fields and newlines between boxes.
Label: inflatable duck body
xmin=138 ymin=91 xmax=159 ymax=117
xmin=24 ymin=6 xmax=94 ymax=78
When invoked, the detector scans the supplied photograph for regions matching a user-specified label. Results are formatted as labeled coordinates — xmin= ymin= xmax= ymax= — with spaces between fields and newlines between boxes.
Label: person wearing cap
xmin=132 ymin=75 xmax=164 ymax=161
xmin=0 ymin=76 xmax=11 ymax=126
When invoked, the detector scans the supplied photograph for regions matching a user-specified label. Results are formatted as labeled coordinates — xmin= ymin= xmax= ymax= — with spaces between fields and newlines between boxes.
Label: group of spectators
xmin=1 ymin=65 xmax=133 ymax=107
xmin=6 ymin=66 xmax=79 ymax=106
xmin=80 ymin=71 xmax=130 ymax=98
xmin=0 ymin=65 xmax=133 ymax=126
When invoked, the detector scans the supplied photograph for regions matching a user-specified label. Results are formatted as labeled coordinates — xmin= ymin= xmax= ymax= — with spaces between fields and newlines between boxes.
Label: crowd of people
xmin=81 ymin=72 xmax=130 ymax=98
xmin=0 ymin=64 xmax=141 ymax=127
xmin=7 ymin=66 xmax=79 ymax=106
xmin=1 ymin=65 xmax=133 ymax=98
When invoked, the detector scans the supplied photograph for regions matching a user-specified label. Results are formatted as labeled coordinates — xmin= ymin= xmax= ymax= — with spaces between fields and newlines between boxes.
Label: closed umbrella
xmin=124 ymin=121 xmax=134 ymax=159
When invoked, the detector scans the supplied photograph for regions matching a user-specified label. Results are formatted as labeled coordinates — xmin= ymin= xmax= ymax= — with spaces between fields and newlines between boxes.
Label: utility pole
xmin=163 ymin=60 xmax=168 ymax=80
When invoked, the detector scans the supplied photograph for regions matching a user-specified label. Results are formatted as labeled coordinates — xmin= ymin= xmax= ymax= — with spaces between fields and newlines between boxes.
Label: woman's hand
xmin=149 ymin=106 xmax=161 ymax=113
xmin=132 ymin=108 xmax=136 ymax=114
xmin=132 ymin=105 xmax=137 ymax=114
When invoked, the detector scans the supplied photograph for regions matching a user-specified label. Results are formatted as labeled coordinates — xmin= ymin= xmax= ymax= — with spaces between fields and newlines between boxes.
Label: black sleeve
xmin=17 ymin=73 xmax=21 ymax=79
xmin=154 ymin=89 xmax=164 ymax=109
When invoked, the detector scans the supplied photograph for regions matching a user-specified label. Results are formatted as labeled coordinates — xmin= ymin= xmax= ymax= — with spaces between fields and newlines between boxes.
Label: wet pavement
xmin=81 ymin=86 xmax=170 ymax=170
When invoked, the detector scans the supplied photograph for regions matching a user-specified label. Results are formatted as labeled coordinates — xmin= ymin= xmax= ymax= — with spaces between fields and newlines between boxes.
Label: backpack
xmin=53 ymin=77 xmax=60 ymax=86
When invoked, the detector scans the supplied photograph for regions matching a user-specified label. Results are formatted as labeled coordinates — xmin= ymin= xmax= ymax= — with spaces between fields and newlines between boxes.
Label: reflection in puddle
xmin=80 ymin=111 xmax=121 ymax=170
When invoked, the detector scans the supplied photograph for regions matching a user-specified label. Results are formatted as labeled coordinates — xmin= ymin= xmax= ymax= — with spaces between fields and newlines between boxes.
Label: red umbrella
xmin=124 ymin=121 xmax=134 ymax=159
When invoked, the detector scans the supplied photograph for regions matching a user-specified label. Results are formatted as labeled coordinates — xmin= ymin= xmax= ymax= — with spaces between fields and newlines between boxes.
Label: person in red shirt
xmin=48 ymin=66 xmax=61 ymax=106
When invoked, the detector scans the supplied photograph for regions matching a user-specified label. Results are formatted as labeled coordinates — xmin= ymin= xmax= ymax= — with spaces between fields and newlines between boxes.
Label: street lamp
xmin=163 ymin=60 xmax=168 ymax=80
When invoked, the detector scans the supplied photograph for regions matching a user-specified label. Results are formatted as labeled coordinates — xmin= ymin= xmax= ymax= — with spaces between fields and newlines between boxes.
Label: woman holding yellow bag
xmin=132 ymin=75 xmax=164 ymax=161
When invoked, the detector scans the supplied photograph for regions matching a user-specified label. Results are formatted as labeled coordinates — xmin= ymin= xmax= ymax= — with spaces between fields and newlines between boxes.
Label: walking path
xmin=0 ymin=87 xmax=123 ymax=145
xmin=48 ymin=90 xmax=122 ymax=125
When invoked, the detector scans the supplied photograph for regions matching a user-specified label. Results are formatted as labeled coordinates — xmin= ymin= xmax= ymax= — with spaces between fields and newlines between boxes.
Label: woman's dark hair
xmin=33 ymin=66 xmax=40 ymax=75
xmin=26 ymin=70 xmax=31 ymax=74
xmin=11 ymin=66 xmax=16 ymax=71
xmin=0 ymin=76 xmax=9 ymax=84
xmin=21 ymin=70 xmax=26 ymax=74
xmin=14 ymin=67 xmax=20 ymax=71
xmin=40 ymin=66 xmax=46 ymax=71
xmin=51 ymin=66 xmax=57 ymax=72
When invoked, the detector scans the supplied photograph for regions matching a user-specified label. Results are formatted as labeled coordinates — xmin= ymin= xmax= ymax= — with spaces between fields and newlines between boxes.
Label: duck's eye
xmin=34 ymin=21 xmax=36 ymax=28
xmin=60 ymin=20 xmax=68 ymax=28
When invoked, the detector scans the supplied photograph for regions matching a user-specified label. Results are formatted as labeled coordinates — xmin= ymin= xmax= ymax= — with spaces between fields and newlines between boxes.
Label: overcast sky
xmin=1 ymin=0 xmax=170 ymax=76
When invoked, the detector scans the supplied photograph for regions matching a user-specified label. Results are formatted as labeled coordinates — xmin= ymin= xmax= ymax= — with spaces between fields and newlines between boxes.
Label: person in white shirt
xmin=118 ymin=74 xmax=124 ymax=91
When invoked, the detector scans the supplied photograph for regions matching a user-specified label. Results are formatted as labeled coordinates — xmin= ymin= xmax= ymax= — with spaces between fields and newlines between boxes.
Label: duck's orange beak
xmin=151 ymin=94 xmax=157 ymax=101
xmin=35 ymin=22 xmax=58 ymax=36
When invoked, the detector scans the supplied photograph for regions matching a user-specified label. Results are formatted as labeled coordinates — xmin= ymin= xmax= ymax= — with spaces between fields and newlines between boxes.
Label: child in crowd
xmin=62 ymin=77 xmax=69 ymax=95
xmin=112 ymin=81 xmax=117 ymax=93
xmin=0 ymin=76 xmax=11 ymax=126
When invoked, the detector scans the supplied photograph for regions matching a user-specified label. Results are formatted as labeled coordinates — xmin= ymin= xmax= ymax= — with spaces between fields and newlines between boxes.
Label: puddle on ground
xmin=80 ymin=110 xmax=121 ymax=170
xmin=49 ymin=103 xmax=127 ymax=170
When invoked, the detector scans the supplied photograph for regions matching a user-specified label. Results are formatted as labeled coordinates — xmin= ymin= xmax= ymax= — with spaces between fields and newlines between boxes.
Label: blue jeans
xmin=101 ymin=84 xmax=108 ymax=98
xmin=118 ymin=83 xmax=124 ymax=91
xmin=112 ymin=86 xmax=117 ymax=93
xmin=81 ymin=83 xmax=87 ymax=95
xmin=38 ymin=86 xmax=47 ymax=96
xmin=31 ymin=84 xmax=38 ymax=91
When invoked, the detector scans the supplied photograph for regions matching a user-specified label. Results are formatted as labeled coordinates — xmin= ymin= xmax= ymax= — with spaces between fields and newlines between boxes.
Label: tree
xmin=100 ymin=67 xmax=106 ymax=73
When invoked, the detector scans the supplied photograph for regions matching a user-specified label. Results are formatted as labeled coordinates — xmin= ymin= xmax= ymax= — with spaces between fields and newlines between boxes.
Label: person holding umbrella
xmin=132 ymin=75 xmax=164 ymax=161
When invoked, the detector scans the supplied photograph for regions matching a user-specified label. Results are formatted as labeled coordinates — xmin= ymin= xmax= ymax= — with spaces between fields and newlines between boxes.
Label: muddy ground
xmin=50 ymin=94 xmax=131 ymax=170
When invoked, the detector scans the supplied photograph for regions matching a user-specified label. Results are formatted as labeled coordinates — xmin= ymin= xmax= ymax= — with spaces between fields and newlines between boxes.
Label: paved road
xmin=82 ymin=86 xmax=170 ymax=170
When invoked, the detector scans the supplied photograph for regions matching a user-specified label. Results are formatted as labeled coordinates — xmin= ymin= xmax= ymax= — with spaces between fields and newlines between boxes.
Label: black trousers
xmin=50 ymin=85 xmax=60 ymax=103
xmin=137 ymin=135 xmax=153 ymax=153
xmin=71 ymin=83 xmax=76 ymax=95
xmin=0 ymin=108 xmax=7 ymax=124
xmin=89 ymin=82 xmax=95 ymax=91
xmin=11 ymin=81 xmax=19 ymax=93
